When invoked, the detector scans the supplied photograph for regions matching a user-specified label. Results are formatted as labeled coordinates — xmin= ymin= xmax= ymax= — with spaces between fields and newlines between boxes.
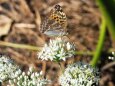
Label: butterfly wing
xmin=40 ymin=5 xmax=67 ymax=36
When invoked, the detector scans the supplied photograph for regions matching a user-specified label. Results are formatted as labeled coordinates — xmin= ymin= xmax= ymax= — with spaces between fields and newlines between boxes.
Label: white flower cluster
xmin=38 ymin=37 xmax=76 ymax=61
xmin=108 ymin=52 xmax=115 ymax=61
xmin=59 ymin=62 xmax=100 ymax=86
xmin=8 ymin=67 xmax=51 ymax=86
xmin=0 ymin=55 xmax=21 ymax=82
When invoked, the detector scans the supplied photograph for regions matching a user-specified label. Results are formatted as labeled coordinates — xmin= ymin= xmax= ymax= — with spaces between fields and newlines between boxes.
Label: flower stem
xmin=58 ymin=62 xmax=64 ymax=74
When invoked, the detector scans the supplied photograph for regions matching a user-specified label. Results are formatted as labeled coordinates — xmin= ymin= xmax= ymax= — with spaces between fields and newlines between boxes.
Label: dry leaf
xmin=0 ymin=15 xmax=12 ymax=37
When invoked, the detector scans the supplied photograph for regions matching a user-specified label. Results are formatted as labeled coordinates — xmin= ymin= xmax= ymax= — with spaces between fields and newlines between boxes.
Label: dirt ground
xmin=0 ymin=0 xmax=115 ymax=86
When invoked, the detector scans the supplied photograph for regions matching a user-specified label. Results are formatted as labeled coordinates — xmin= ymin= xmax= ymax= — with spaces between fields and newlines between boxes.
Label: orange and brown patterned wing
xmin=40 ymin=5 xmax=67 ymax=34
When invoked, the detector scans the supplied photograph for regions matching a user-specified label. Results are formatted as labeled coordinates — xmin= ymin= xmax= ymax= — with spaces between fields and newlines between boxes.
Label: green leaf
xmin=97 ymin=0 xmax=115 ymax=39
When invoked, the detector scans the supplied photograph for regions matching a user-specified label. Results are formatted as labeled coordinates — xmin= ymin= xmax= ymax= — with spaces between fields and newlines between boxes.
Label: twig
xmin=0 ymin=41 xmax=41 ymax=51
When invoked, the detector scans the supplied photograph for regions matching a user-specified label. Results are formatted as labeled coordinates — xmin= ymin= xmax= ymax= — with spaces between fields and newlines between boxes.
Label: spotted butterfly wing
xmin=40 ymin=5 xmax=67 ymax=36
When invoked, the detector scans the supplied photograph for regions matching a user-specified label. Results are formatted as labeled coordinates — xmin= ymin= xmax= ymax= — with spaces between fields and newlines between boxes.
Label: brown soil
xmin=0 ymin=0 xmax=115 ymax=86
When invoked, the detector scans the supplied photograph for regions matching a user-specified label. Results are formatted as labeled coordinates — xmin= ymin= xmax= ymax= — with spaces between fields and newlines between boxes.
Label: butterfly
xmin=40 ymin=4 xmax=67 ymax=37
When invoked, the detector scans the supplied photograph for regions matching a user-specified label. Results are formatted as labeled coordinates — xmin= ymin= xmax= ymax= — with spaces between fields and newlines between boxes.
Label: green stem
xmin=75 ymin=51 xmax=95 ymax=56
xmin=90 ymin=17 xmax=106 ymax=67
xmin=58 ymin=62 xmax=64 ymax=73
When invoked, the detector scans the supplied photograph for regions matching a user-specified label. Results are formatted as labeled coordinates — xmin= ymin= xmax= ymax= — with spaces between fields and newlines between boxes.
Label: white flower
xmin=108 ymin=52 xmax=115 ymax=61
xmin=0 ymin=55 xmax=21 ymax=82
xmin=8 ymin=67 xmax=51 ymax=86
xmin=38 ymin=37 xmax=76 ymax=62
xmin=59 ymin=62 xmax=100 ymax=86
xmin=112 ymin=52 xmax=115 ymax=55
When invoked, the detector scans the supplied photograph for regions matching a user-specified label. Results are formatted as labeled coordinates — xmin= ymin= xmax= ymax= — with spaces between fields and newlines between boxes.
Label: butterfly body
xmin=40 ymin=5 xmax=67 ymax=37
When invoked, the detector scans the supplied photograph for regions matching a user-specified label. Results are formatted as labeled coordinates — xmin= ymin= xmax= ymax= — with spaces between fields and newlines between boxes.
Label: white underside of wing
xmin=44 ymin=30 xmax=66 ymax=37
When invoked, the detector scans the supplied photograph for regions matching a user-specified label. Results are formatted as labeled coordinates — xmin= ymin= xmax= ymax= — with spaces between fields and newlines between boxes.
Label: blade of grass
xmin=0 ymin=41 xmax=94 ymax=55
xmin=97 ymin=0 xmax=115 ymax=39
xmin=0 ymin=41 xmax=114 ymax=56
xmin=0 ymin=41 xmax=40 ymax=51
xmin=90 ymin=17 xmax=106 ymax=67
